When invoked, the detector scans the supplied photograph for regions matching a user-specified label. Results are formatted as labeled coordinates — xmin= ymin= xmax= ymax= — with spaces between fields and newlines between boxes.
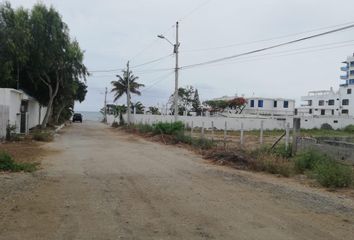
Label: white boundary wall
xmin=107 ymin=114 xmax=354 ymax=130
xmin=0 ymin=105 xmax=9 ymax=138
xmin=107 ymin=114 xmax=292 ymax=131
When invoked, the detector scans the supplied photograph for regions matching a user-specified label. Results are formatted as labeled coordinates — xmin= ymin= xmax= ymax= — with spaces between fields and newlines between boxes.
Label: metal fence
xmin=0 ymin=105 xmax=9 ymax=139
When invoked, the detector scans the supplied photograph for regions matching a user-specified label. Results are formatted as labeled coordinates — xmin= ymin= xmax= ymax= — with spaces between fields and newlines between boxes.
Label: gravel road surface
xmin=0 ymin=121 xmax=353 ymax=240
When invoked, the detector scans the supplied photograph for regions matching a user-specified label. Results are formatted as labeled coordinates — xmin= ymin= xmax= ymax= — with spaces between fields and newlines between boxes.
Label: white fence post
xmin=224 ymin=121 xmax=227 ymax=149
xmin=285 ymin=122 xmax=290 ymax=150
xmin=240 ymin=122 xmax=244 ymax=146
xmin=201 ymin=122 xmax=205 ymax=139
xmin=260 ymin=120 xmax=264 ymax=145
xmin=191 ymin=121 xmax=194 ymax=136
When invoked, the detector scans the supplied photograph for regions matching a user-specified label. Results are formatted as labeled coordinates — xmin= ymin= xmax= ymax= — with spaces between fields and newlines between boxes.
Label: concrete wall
xmin=107 ymin=114 xmax=292 ymax=131
xmin=300 ymin=115 xmax=354 ymax=129
xmin=107 ymin=113 xmax=354 ymax=131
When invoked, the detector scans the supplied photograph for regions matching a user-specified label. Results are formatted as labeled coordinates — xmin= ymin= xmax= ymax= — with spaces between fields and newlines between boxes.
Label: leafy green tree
xmin=0 ymin=2 xmax=31 ymax=88
xmin=148 ymin=106 xmax=160 ymax=115
xmin=169 ymin=85 xmax=195 ymax=115
xmin=0 ymin=3 xmax=88 ymax=127
xmin=111 ymin=69 xmax=144 ymax=111
xmin=192 ymin=89 xmax=202 ymax=116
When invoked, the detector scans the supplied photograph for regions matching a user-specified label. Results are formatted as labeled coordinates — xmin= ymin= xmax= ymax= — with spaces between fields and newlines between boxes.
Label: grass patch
xmin=152 ymin=121 xmax=184 ymax=135
xmin=0 ymin=151 xmax=38 ymax=172
xmin=32 ymin=131 xmax=53 ymax=142
xmin=294 ymin=149 xmax=353 ymax=188
xmin=174 ymin=132 xmax=215 ymax=150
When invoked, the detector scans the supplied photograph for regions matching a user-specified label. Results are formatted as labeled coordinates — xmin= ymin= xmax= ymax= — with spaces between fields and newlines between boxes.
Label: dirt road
xmin=0 ymin=121 xmax=353 ymax=240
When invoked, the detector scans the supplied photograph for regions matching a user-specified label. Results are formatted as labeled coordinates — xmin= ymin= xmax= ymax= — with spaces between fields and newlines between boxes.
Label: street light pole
xmin=174 ymin=21 xmax=179 ymax=122
xmin=127 ymin=61 xmax=131 ymax=125
xmin=158 ymin=22 xmax=180 ymax=122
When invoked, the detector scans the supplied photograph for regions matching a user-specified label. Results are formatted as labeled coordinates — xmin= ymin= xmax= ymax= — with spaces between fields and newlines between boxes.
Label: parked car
xmin=72 ymin=113 xmax=83 ymax=123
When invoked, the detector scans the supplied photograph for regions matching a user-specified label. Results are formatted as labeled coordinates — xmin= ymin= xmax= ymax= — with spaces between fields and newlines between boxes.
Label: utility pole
xmin=103 ymin=87 xmax=107 ymax=123
xmin=174 ymin=21 xmax=180 ymax=122
xmin=127 ymin=61 xmax=131 ymax=125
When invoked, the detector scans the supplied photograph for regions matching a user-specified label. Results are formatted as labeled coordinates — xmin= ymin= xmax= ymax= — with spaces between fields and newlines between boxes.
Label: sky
xmin=8 ymin=0 xmax=354 ymax=111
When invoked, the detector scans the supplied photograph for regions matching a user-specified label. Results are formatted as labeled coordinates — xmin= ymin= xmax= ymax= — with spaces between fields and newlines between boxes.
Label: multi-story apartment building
xmin=298 ymin=54 xmax=354 ymax=116
xmin=210 ymin=95 xmax=295 ymax=116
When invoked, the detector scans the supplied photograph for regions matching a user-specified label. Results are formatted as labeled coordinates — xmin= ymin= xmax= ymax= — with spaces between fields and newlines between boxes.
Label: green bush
xmin=272 ymin=144 xmax=292 ymax=158
xmin=294 ymin=150 xmax=330 ymax=173
xmin=314 ymin=161 xmax=353 ymax=188
xmin=344 ymin=124 xmax=354 ymax=133
xmin=137 ymin=124 xmax=154 ymax=133
xmin=153 ymin=121 xmax=184 ymax=135
xmin=0 ymin=152 xmax=37 ymax=172
xmin=32 ymin=131 xmax=53 ymax=142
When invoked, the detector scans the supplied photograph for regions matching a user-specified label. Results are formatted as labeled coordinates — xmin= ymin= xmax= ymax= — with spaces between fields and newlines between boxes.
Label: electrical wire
xmin=182 ymin=20 xmax=354 ymax=53
xmin=131 ymin=53 xmax=173 ymax=68
xmin=180 ymin=23 xmax=354 ymax=70
xmin=140 ymin=71 xmax=175 ymax=93
xmin=183 ymin=42 xmax=354 ymax=70
xmin=178 ymin=0 xmax=213 ymax=22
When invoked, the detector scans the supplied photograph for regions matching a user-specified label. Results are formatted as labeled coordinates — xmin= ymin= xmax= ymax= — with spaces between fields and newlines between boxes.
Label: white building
xmin=210 ymin=95 xmax=295 ymax=117
xmin=298 ymin=54 xmax=354 ymax=117
xmin=0 ymin=88 xmax=47 ymax=137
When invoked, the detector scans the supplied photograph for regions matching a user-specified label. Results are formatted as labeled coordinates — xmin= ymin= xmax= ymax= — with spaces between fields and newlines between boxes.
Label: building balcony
xmin=340 ymin=75 xmax=349 ymax=80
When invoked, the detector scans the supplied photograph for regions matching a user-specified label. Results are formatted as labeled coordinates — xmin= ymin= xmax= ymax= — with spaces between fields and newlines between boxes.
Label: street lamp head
xmin=157 ymin=34 xmax=165 ymax=39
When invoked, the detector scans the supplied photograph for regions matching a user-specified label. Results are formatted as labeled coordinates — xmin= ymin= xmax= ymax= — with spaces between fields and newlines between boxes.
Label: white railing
xmin=0 ymin=105 xmax=9 ymax=138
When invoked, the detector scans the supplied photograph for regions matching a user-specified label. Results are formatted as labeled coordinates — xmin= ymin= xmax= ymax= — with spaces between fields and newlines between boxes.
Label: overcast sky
xmin=9 ymin=0 xmax=354 ymax=111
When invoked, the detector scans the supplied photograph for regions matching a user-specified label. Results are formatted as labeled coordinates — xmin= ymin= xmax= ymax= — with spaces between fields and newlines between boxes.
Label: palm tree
xmin=132 ymin=101 xmax=145 ymax=114
xmin=111 ymin=69 xmax=144 ymax=109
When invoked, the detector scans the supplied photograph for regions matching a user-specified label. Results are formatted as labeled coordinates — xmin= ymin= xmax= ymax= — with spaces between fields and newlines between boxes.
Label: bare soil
xmin=0 ymin=121 xmax=353 ymax=240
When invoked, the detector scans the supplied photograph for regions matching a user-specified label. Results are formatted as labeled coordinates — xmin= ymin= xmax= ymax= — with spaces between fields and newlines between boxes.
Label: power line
xmin=180 ymin=23 xmax=354 ymax=70
xmin=185 ymin=42 xmax=354 ymax=70
xmin=141 ymin=71 xmax=175 ymax=93
xmin=131 ymin=53 xmax=173 ymax=68
xmin=178 ymin=0 xmax=213 ymax=22
xmin=182 ymin=20 xmax=354 ymax=53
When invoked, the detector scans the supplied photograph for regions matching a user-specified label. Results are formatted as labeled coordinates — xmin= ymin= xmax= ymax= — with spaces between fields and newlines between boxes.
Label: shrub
xmin=272 ymin=144 xmax=292 ymax=158
xmin=174 ymin=132 xmax=215 ymax=150
xmin=111 ymin=121 xmax=119 ymax=128
xmin=32 ymin=131 xmax=53 ymax=142
xmin=251 ymin=154 xmax=294 ymax=177
xmin=294 ymin=149 xmax=330 ymax=173
xmin=343 ymin=124 xmax=354 ymax=133
xmin=320 ymin=123 xmax=333 ymax=130
xmin=153 ymin=121 xmax=184 ymax=135
xmin=0 ymin=152 xmax=37 ymax=172
xmin=314 ymin=161 xmax=353 ymax=188
xmin=137 ymin=124 xmax=154 ymax=133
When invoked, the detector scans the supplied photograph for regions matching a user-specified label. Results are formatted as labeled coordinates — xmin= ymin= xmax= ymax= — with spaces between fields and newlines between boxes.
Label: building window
xmin=250 ymin=100 xmax=254 ymax=108
xmin=351 ymin=61 xmax=354 ymax=67
xmin=258 ymin=100 xmax=264 ymax=108
xmin=309 ymin=109 xmax=312 ymax=114
xmin=273 ymin=101 xmax=277 ymax=108
xmin=350 ymin=70 xmax=354 ymax=75
xmin=350 ymin=79 xmax=354 ymax=84
xmin=283 ymin=101 xmax=289 ymax=108
xmin=348 ymin=89 xmax=352 ymax=94
xmin=318 ymin=100 xmax=324 ymax=106
xmin=342 ymin=99 xmax=349 ymax=105
xmin=308 ymin=100 xmax=312 ymax=106
xmin=342 ymin=109 xmax=349 ymax=114
xmin=334 ymin=120 xmax=338 ymax=123
xmin=328 ymin=99 xmax=335 ymax=105
xmin=321 ymin=109 xmax=325 ymax=115
xmin=332 ymin=110 xmax=334 ymax=115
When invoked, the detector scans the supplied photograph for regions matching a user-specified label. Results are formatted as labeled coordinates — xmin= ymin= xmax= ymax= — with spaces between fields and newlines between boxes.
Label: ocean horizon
xmin=77 ymin=111 xmax=103 ymax=122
